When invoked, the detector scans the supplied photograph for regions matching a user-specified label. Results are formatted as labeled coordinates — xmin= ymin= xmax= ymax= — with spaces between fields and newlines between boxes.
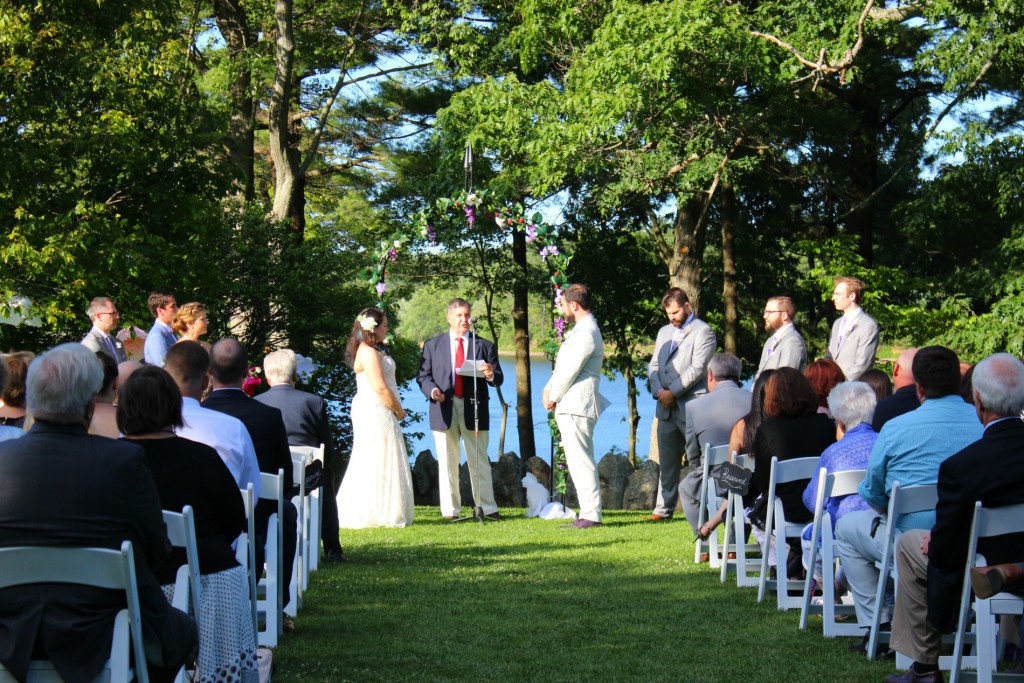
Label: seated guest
xmin=960 ymin=363 xmax=975 ymax=403
xmin=117 ymin=360 xmax=142 ymax=404
xmin=256 ymin=348 xmax=347 ymax=562
xmin=680 ymin=353 xmax=752 ymax=537
xmin=800 ymin=381 xmax=877 ymax=585
xmin=202 ymin=339 xmax=299 ymax=630
xmin=860 ymin=368 xmax=893 ymax=402
xmin=752 ymin=367 xmax=836 ymax=527
xmin=118 ymin=366 xmax=258 ymax=682
xmin=805 ymin=358 xmax=847 ymax=418
xmin=172 ymin=302 xmax=212 ymax=353
xmin=0 ymin=343 xmax=195 ymax=683
xmin=836 ymin=345 xmax=982 ymax=655
xmin=89 ymin=351 xmax=120 ymax=438
xmin=887 ymin=353 xmax=1024 ymax=683
xmin=0 ymin=351 xmax=33 ymax=430
xmin=699 ymin=369 xmax=775 ymax=537
xmin=871 ymin=348 xmax=919 ymax=432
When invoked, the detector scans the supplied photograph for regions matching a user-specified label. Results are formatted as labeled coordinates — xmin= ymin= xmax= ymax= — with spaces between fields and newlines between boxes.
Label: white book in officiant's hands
xmin=456 ymin=360 xmax=487 ymax=377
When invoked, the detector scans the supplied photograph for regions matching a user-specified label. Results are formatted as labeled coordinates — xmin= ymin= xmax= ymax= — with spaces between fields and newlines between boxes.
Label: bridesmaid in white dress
xmin=337 ymin=307 xmax=415 ymax=528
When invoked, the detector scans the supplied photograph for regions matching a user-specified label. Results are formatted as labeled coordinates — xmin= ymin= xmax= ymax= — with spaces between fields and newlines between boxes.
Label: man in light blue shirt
xmin=834 ymin=346 xmax=982 ymax=650
xmin=143 ymin=290 xmax=178 ymax=366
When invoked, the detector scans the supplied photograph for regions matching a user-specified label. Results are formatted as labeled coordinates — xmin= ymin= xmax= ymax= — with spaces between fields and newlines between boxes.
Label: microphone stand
xmin=453 ymin=318 xmax=494 ymax=524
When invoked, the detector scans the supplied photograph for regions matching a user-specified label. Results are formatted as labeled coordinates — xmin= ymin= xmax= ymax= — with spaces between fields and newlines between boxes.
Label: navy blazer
xmin=202 ymin=388 xmax=294 ymax=492
xmin=927 ymin=417 xmax=1024 ymax=631
xmin=0 ymin=422 xmax=194 ymax=683
xmin=417 ymin=332 xmax=503 ymax=432
xmin=255 ymin=384 xmax=338 ymax=476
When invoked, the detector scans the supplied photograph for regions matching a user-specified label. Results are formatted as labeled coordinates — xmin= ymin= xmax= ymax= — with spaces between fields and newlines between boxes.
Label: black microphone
xmin=469 ymin=317 xmax=478 ymax=324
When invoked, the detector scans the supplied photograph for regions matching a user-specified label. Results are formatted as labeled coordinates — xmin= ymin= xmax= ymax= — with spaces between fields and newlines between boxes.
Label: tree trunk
xmin=268 ymin=0 xmax=297 ymax=227
xmin=511 ymin=227 xmax=536 ymax=460
xmin=624 ymin=358 xmax=639 ymax=467
xmin=670 ymin=194 xmax=710 ymax=313
xmin=211 ymin=0 xmax=256 ymax=201
xmin=721 ymin=181 xmax=738 ymax=355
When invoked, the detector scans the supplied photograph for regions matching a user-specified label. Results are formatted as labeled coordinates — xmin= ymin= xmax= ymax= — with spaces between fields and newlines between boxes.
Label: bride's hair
xmin=345 ymin=307 xmax=386 ymax=367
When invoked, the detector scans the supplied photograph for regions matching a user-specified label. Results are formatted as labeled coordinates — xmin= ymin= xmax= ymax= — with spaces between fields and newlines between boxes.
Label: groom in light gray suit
xmin=826 ymin=276 xmax=879 ymax=380
xmin=648 ymin=287 xmax=717 ymax=521
xmin=755 ymin=296 xmax=807 ymax=380
xmin=679 ymin=353 xmax=752 ymax=533
xmin=543 ymin=284 xmax=608 ymax=529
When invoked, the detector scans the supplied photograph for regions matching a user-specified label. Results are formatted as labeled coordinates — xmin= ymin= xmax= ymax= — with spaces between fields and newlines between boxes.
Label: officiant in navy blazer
xmin=417 ymin=299 xmax=504 ymax=519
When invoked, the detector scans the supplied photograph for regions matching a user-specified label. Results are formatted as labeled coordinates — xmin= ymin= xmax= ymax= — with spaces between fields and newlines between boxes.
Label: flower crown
xmin=359 ymin=315 xmax=378 ymax=332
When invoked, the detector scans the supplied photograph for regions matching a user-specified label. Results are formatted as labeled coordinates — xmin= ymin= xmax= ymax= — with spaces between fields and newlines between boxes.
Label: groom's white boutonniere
xmin=359 ymin=315 xmax=377 ymax=332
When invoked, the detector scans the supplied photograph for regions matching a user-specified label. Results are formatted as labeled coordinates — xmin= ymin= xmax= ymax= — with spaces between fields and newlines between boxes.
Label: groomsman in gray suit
xmin=755 ymin=296 xmax=806 ymax=379
xmin=80 ymin=296 xmax=128 ymax=363
xmin=679 ymin=353 xmax=752 ymax=533
xmin=826 ymin=276 xmax=879 ymax=380
xmin=647 ymin=287 xmax=717 ymax=522
xmin=543 ymin=284 xmax=609 ymax=529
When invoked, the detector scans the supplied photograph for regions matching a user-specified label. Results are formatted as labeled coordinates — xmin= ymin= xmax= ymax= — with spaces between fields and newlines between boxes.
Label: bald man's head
xmin=893 ymin=347 xmax=918 ymax=389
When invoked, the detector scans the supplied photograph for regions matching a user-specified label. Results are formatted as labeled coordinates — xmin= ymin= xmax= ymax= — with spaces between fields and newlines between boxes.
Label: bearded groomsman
xmin=543 ymin=284 xmax=609 ymax=529
xmin=647 ymin=287 xmax=717 ymax=522
xmin=755 ymin=296 xmax=807 ymax=379
xmin=827 ymin=276 xmax=879 ymax=380
xmin=418 ymin=299 xmax=504 ymax=520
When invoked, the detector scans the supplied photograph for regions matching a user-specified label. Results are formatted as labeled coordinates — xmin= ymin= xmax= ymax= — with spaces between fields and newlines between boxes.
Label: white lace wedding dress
xmin=337 ymin=354 xmax=414 ymax=528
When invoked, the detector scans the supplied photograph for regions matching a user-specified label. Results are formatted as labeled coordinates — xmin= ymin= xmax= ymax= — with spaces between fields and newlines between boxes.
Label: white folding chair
xmin=799 ymin=468 xmax=866 ymax=635
xmin=162 ymin=507 xmax=202 ymax=621
xmin=694 ymin=443 xmax=732 ymax=567
xmin=290 ymin=444 xmax=325 ymax=574
xmin=868 ymin=482 xmax=940 ymax=662
xmin=289 ymin=448 xmax=308 ymax=610
xmin=0 ymin=541 xmax=148 ymax=683
xmin=950 ymin=501 xmax=1024 ymax=683
xmin=757 ymin=456 xmax=820 ymax=609
xmin=255 ymin=469 xmax=285 ymax=647
xmin=238 ymin=484 xmax=258 ymax=642
xmin=719 ymin=453 xmax=763 ymax=587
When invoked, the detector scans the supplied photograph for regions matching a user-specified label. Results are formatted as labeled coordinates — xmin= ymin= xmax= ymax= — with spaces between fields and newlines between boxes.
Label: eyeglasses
xmin=763 ymin=310 xmax=783 ymax=316
xmin=97 ymin=311 xmax=119 ymax=318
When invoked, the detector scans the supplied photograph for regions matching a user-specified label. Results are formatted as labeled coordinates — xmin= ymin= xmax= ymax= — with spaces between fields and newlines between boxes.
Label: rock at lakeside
xmin=412 ymin=450 xmax=440 ymax=506
xmin=622 ymin=459 xmax=660 ymax=510
xmin=490 ymin=452 xmax=526 ymax=507
xmin=598 ymin=453 xmax=634 ymax=510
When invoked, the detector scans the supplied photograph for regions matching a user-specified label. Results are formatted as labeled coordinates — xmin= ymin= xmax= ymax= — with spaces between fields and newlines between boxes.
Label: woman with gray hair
xmin=800 ymin=381 xmax=878 ymax=589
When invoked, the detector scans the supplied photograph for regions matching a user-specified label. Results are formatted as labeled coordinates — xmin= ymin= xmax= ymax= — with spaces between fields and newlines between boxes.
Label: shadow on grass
xmin=274 ymin=508 xmax=894 ymax=682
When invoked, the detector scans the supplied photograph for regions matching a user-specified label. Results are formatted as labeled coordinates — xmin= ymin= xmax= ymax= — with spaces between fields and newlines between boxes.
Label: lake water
xmin=399 ymin=354 xmax=658 ymax=463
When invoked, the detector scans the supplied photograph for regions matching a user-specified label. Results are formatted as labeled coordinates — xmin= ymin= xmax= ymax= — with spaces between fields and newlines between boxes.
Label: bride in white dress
xmin=337 ymin=307 xmax=415 ymax=528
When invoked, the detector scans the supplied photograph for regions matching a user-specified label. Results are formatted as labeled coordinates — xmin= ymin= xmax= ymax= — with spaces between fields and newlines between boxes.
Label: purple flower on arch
xmin=539 ymin=245 xmax=559 ymax=262
xmin=375 ymin=282 xmax=387 ymax=297
xmin=525 ymin=225 xmax=538 ymax=242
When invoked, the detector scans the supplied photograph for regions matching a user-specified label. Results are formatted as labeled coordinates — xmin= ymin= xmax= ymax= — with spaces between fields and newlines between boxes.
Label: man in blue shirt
xmin=834 ymin=346 xmax=982 ymax=654
xmin=143 ymin=290 xmax=178 ymax=366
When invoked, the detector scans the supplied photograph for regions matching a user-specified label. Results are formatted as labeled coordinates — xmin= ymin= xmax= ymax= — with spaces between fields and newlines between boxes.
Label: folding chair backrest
xmin=290 ymin=444 xmax=325 ymax=573
xmin=951 ymin=501 xmax=1024 ymax=683
xmin=257 ymin=469 xmax=285 ymax=646
xmin=720 ymin=452 xmax=761 ymax=586
xmin=695 ymin=443 xmax=733 ymax=565
xmin=757 ymin=455 xmax=820 ymax=607
xmin=238 ymin=484 xmax=259 ymax=642
xmin=867 ymin=481 xmax=939 ymax=660
xmin=0 ymin=541 xmax=148 ymax=683
xmin=162 ymin=506 xmax=202 ymax=621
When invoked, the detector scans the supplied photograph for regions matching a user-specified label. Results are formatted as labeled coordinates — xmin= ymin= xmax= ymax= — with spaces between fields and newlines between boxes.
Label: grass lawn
xmin=273 ymin=508 xmax=895 ymax=682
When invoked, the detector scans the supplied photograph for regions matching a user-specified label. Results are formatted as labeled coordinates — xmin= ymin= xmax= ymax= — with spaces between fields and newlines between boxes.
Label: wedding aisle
xmin=272 ymin=507 xmax=894 ymax=682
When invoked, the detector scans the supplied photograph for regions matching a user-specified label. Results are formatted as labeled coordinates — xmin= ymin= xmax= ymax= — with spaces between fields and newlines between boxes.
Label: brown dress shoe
xmin=699 ymin=553 xmax=710 ymax=563
xmin=971 ymin=563 xmax=1024 ymax=600
xmin=647 ymin=513 xmax=671 ymax=521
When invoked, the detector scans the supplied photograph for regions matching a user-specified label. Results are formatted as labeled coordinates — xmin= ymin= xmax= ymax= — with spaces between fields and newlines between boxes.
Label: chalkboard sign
xmin=712 ymin=461 xmax=753 ymax=496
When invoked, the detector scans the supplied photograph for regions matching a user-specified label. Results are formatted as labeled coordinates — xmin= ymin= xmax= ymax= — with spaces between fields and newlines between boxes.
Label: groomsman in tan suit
xmin=755 ymin=296 xmax=807 ymax=380
xmin=543 ymin=284 xmax=608 ymax=529
xmin=647 ymin=287 xmax=717 ymax=521
xmin=827 ymin=276 xmax=879 ymax=380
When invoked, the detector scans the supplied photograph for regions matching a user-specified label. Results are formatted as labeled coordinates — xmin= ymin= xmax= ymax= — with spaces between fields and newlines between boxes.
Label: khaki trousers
xmin=891 ymin=529 xmax=941 ymax=665
xmin=432 ymin=396 xmax=497 ymax=517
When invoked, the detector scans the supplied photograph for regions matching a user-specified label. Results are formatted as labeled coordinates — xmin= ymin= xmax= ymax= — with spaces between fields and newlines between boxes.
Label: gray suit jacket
xmin=648 ymin=318 xmax=717 ymax=421
xmin=81 ymin=325 xmax=127 ymax=364
xmin=826 ymin=309 xmax=879 ymax=380
xmin=544 ymin=313 xmax=607 ymax=419
xmin=684 ymin=381 xmax=752 ymax=467
xmin=755 ymin=323 xmax=807 ymax=378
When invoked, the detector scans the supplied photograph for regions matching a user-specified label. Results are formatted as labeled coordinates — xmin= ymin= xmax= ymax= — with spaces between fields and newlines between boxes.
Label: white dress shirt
xmin=177 ymin=396 xmax=261 ymax=498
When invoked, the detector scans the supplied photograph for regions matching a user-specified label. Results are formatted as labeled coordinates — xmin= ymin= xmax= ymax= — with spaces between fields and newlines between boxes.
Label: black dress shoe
xmin=484 ymin=512 xmax=503 ymax=521
xmin=325 ymin=548 xmax=348 ymax=563
xmin=884 ymin=665 xmax=942 ymax=683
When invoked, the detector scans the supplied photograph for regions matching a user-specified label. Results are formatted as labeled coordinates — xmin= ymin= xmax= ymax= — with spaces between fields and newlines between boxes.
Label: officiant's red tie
xmin=454 ymin=336 xmax=465 ymax=398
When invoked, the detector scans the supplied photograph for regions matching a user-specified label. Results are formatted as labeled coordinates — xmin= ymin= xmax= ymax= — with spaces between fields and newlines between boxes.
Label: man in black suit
xmin=0 ymin=344 xmax=195 ymax=683
xmin=202 ymin=339 xmax=299 ymax=628
xmin=871 ymin=347 xmax=919 ymax=431
xmin=257 ymin=348 xmax=346 ymax=562
xmin=417 ymin=298 xmax=504 ymax=520
xmin=887 ymin=353 xmax=1024 ymax=683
